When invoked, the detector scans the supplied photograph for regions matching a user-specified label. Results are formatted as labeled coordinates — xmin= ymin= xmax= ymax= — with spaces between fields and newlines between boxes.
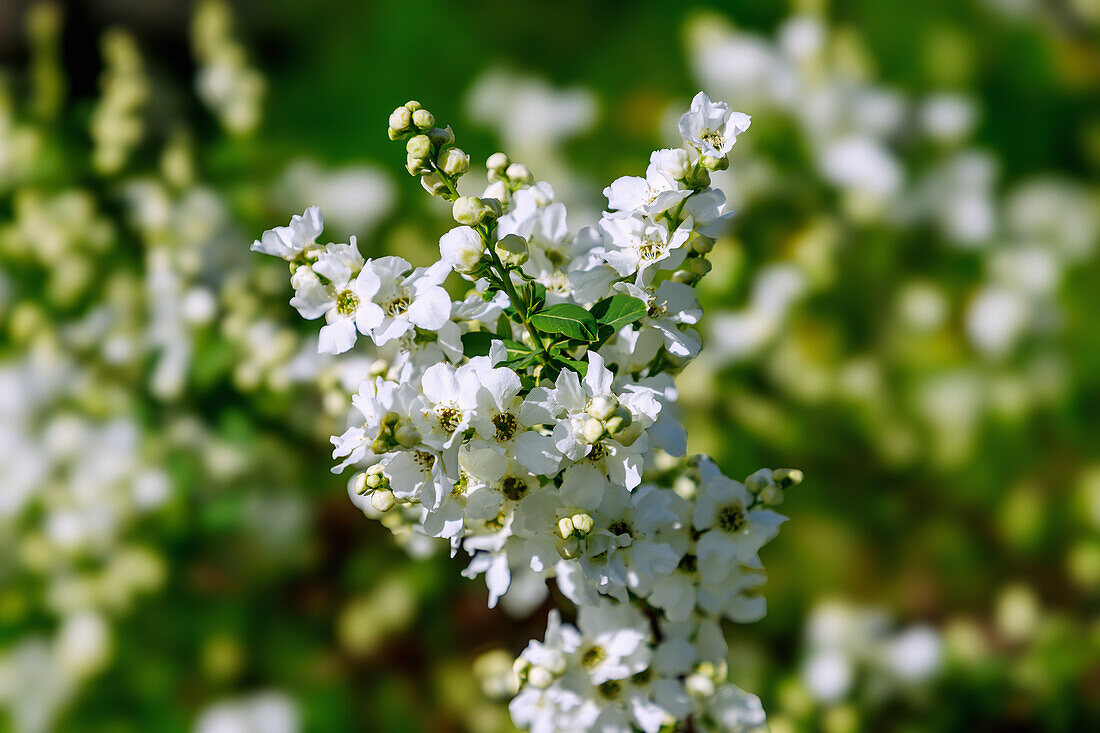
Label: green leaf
xmin=555 ymin=357 xmax=589 ymax=377
xmin=590 ymin=294 xmax=647 ymax=331
xmin=530 ymin=303 xmax=599 ymax=342
xmin=461 ymin=331 xmax=496 ymax=357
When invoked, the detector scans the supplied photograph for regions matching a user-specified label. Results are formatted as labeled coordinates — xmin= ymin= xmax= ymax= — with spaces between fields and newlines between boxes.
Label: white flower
xmin=598 ymin=212 xmax=692 ymax=285
xmin=692 ymin=459 xmax=786 ymax=583
xmin=604 ymin=149 xmax=692 ymax=216
xmin=413 ymin=361 xmax=480 ymax=450
xmin=469 ymin=361 xmax=561 ymax=475
xmin=251 ymin=205 xmax=323 ymax=260
xmin=290 ymin=240 xmax=384 ymax=354
xmin=698 ymin=682 xmax=766 ymax=733
xmin=613 ymin=281 xmax=702 ymax=358
xmin=364 ymin=257 xmax=452 ymax=345
xmin=439 ymin=225 xmax=485 ymax=274
xmin=678 ymin=92 xmax=751 ymax=158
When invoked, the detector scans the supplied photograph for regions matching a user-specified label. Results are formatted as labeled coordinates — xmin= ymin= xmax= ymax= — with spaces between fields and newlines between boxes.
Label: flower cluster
xmin=253 ymin=92 xmax=802 ymax=732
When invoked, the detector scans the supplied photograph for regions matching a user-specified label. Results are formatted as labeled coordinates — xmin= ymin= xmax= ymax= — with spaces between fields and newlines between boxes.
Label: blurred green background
xmin=1 ymin=0 xmax=1098 ymax=731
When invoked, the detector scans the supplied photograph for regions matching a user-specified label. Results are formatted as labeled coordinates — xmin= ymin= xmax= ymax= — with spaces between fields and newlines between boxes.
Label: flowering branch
xmin=252 ymin=91 xmax=801 ymax=733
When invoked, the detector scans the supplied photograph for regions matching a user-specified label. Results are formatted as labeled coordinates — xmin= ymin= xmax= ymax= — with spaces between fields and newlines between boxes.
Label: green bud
xmin=420 ymin=172 xmax=450 ymax=197
xmin=671 ymin=269 xmax=698 ymax=285
xmin=371 ymin=435 xmax=390 ymax=455
xmin=494 ymin=233 xmax=529 ymax=268
xmin=387 ymin=127 xmax=404 ymax=141
xmin=371 ymin=489 xmax=396 ymax=512
xmin=453 ymin=196 xmax=488 ymax=226
xmin=382 ymin=412 xmax=401 ymax=427
xmin=404 ymin=100 xmax=422 ymax=112
xmin=583 ymin=418 xmax=605 ymax=445
xmin=689 ymin=257 xmax=712 ymax=277
xmin=773 ymin=468 xmax=804 ymax=487
xmin=505 ymin=162 xmax=532 ymax=184
xmin=438 ymin=147 xmax=470 ymax=177
xmin=557 ymin=516 xmax=576 ymax=540
xmin=702 ymin=155 xmax=729 ymax=172
xmin=688 ymin=232 xmax=715 ymax=254
xmin=760 ymin=484 xmax=784 ymax=505
xmin=406 ymin=155 xmax=431 ymax=176
xmin=570 ymin=513 xmax=594 ymax=536
xmin=412 ymin=108 xmax=435 ymax=130
xmin=427 ymin=126 xmax=455 ymax=148
xmin=389 ymin=106 xmax=412 ymax=134
xmin=687 ymin=166 xmax=711 ymax=189
xmin=353 ymin=472 xmax=371 ymax=495
xmin=586 ymin=394 xmax=618 ymax=421
xmin=406 ymin=134 xmax=432 ymax=160
xmin=365 ymin=465 xmax=385 ymax=489
xmin=745 ymin=470 xmax=774 ymax=495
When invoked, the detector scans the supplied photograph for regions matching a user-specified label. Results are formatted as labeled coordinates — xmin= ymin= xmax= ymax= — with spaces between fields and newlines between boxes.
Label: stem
xmin=430 ymin=161 xmax=551 ymax=361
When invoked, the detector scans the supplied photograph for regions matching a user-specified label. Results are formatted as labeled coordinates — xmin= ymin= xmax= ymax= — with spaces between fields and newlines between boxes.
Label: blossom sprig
xmin=253 ymin=91 xmax=797 ymax=732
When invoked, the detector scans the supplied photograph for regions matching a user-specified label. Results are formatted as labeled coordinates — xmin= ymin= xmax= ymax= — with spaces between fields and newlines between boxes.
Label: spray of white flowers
xmin=253 ymin=92 xmax=802 ymax=732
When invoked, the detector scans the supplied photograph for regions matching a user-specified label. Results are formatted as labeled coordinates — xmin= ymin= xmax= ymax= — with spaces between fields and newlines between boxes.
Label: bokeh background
xmin=2 ymin=0 xmax=1099 ymax=731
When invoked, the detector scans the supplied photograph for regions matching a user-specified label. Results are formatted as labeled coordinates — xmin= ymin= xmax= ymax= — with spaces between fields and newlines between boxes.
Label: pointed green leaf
xmin=530 ymin=303 xmax=599 ymax=342
xmin=590 ymin=294 xmax=647 ymax=331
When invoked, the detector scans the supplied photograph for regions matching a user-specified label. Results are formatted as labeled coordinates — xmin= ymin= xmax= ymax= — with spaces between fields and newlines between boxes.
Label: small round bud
xmin=388 ymin=106 xmax=412 ymax=133
xmin=528 ymin=667 xmax=554 ymax=689
xmin=689 ymin=257 xmax=712 ymax=277
xmin=412 ymin=108 xmax=435 ymax=130
xmin=353 ymin=472 xmax=370 ymax=495
xmin=365 ymin=464 xmax=385 ymax=489
xmin=557 ymin=516 xmax=576 ymax=540
xmin=406 ymin=134 xmax=432 ymax=160
xmin=427 ymin=126 xmax=455 ymax=148
xmin=605 ymin=415 xmax=626 ymax=435
xmin=587 ymin=394 xmax=618 ymax=421
xmin=702 ymin=155 xmax=729 ymax=172
xmin=583 ymin=418 xmax=605 ymax=445
xmin=773 ymin=468 xmax=804 ymax=487
xmin=570 ymin=513 xmax=594 ymax=536
xmin=406 ymin=155 xmax=431 ymax=176
xmin=745 ymin=469 xmax=774 ymax=495
xmin=371 ymin=489 xmax=396 ymax=512
xmin=438 ymin=147 xmax=470 ymax=177
xmin=453 ymin=196 xmax=484 ymax=226
xmin=482 ymin=197 xmax=503 ymax=219
xmin=394 ymin=424 xmax=421 ymax=448
xmin=505 ymin=162 xmax=532 ymax=184
xmin=371 ymin=436 xmax=390 ymax=455
xmin=369 ymin=359 xmax=388 ymax=377
xmin=387 ymin=127 xmax=404 ymax=141
xmin=439 ymin=225 xmax=485 ymax=274
xmin=420 ymin=172 xmax=449 ymax=197
xmin=760 ymin=484 xmax=784 ymax=505
xmin=494 ymin=233 xmax=529 ymax=268
xmin=685 ymin=673 xmax=715 ymax=699
xmin=404 ymin=100 xmax=422 ymax=112
xmin=687 ymin=166 xmax=711 ymax=189
xmin=487 ymin=152 xmax=509 ymax=172
xmin=671 ymin=269 xmax=697 ymax=285
xmin=556 ymin=536 xmax=582 ymax=560
xmin=382 ymin=411 xmax=400 ymax=428
xmin=688 ymin=232 xmax=715 ymax=254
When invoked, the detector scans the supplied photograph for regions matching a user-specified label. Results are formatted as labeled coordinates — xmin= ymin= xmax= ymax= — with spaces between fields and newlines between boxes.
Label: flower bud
xmin=453 ymin=196 xmax=490 ymax=226
xmin=494 ymin=233 xmax=529 ymax=268
xmin=528 ymin=667 xmax=554 ymax=689
xmin=605 ymin=407 xmax=631 ymax=436
xmin=587 ymin=394 xmax=618 ymax=421
xmin=439 ymin=226 xmax=485 ymax=274
xmin=371 ymin=435 xmax=391 ymax=455
xmin=487 ymin=152 xmax=509 ymax=172
xmin=686 ymin=165 xmax=711 ymax=189
xmin=685 ymin=673 xmax=715 ymax=699
xmin=382 ymin=411 xmax=401 ymax=427
xmin=688 ymin=232 xmax=715 ymax=254
xmin=583 ymin=418 xmax=605 ymax=444
xmin=427 ymin=126 xmax=455 ymax=148
xmin=406 ymin=134 xmax=432 ymax=160
xmin=353 ymin=472 xmax=370 ymax=495
xmin=406 ymin=155 xmax=431 ymax=176
xmin=394 ymin=424 xmax=421 ymax=448
xmin=773 ymin=468 xmax=804 ymax=487
xmin=671 ymin=269 xmax=698 ymax=285
xmin=404 ymin=100 xmax=422 ymax=112
xmin=420 ymin=172 xmax=449 ymax=197
xmin=388 ymin=106 xmax=412 ymax=134
xmin=438 ymin=147 xmax=470 ymax=177
xmin=505 ymin=162 xmax=533 ymax=184
xmin=760 ymin=484 xmax=784 ymax=505
xmin=365 ymin=464 xmax=385 ymax=488
xmin=412 ymin=108 xmax=435 ymax=130
xmin=570 ymin=513 xmax=594 ymax=536
xmin=371 ymin=489 xmax=396 ymax=512
xmin=689 ymin=257 xmax=712 ymax=277
xmin=557 ymin=516 xmax=575 ymax=540
xmin=702 ymin=154 xmax=729 ymax=171
xmin=745 ymin=469 xmax=774 ymax=495
xmin=556 ymin=536 xmax=582 ymax=560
